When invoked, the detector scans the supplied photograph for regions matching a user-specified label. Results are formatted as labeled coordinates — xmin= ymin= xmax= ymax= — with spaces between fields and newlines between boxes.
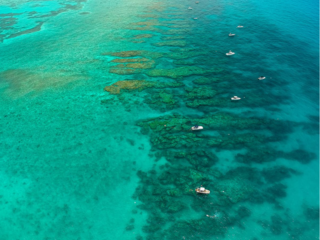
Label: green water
xmin=0 ymin=0 xmax=318 ymax=239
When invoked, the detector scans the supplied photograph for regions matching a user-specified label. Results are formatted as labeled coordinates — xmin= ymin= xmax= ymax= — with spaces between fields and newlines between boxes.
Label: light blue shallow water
xmin=0 ymin=0 xmax=318 ymax=239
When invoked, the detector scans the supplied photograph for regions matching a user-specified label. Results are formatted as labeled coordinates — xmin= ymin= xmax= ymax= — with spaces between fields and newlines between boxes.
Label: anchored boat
xmin=196 ymin=187 xmax=210 ymax=194
xmin=191 ymin=125 xmax=203 ymax=130
xmin=231 ymin=96 xmax=241 ymax=100
xmin=226 ymin=50 xmax=235 ymax=56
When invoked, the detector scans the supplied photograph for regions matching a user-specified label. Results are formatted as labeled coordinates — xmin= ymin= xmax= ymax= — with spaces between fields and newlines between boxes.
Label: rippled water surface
xmin=0 ymin=0 xmax=318 ymax=239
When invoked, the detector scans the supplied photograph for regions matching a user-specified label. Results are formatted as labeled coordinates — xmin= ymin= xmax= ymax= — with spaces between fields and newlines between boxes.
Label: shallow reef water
xmin=0 ymin=0 xmax=318 ymax=239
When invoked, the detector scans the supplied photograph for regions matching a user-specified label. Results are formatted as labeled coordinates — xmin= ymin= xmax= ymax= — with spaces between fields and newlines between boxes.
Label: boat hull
xmin=191 ymin=126 xmax=203 ymax=130
xmin=195 ymin=188 xmax=210 ymax=194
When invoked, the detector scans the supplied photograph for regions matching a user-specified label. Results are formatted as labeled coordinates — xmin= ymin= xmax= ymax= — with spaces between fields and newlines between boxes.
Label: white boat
xmin=191 ymin=125 xmax=203 ymax=130
xmin=258 ymin=76 xmax=266 ymax=80
xmin=193 ymin=17 xmax=198 ymax=20
xmin=237 ymin=25 xmax=244 ymax=28
xmin=188 ymin=7 xmax=193 ymax=10
xmin=226 ymin=50 xmax=235 ymax=56
xmin=196 ymin=187 xmax=210 ymax=194
xmin=229 ymin=33 xmax=235 ymax=37
xmin=231 ymin=96 xmax=241 ymax=100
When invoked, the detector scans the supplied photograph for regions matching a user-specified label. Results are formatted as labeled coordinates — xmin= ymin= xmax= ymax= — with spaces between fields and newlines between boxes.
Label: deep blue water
xmin=0 ymin=0 xmax=318 ymax=239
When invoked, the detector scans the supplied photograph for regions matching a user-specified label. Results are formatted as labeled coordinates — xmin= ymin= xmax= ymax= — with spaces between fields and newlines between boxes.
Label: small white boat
xmin=226 ymin=50 xmax=235 ymax=56
xmin=196 ymin=187 xmax=210 ymax=194
xmin=231 ymin=96 xmax=241 ymax=100
xmin=188 ymin=7 xmax=193 ymax=10
xmin=229 ymin=33 xmax=235 ymax=37
xmin=258 ymin=76 xmax=266 ymax=80
xmin=193 ymin=17 xmax=198 ymax=20
xmin=237 ymin=25 xmax=244 ymax=28
xmin=191 ymin=125 xmax=203 ymax=130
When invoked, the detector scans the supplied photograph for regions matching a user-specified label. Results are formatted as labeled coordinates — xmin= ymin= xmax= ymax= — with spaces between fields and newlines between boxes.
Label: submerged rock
xmin=266 ymin=183 xmax=287 ymax=199
xmin=215 ymin=178 xmax=254 ymax=203
xmin=185 ymin=87 xmax=217 ymax=99
xmin=146 ymin=66 xmax=221 ymax=79
xmin=166 ymin=49 xmax=207 ymax=60
xmin=159 ymin=91 xmax=175 ymax=104
xmin=166 ymin=150 xmax=218 ymax=168
xmin=235 ymin=148 xmax=279 ymax=164
xmin=283 ymin=149 xmax=316 ymax=164
xmin=161 ymin=35 xmax=185 ymax=40
xmin=208 ymin=133 xmax=267 ymax=149
xmin=262 ymin=166 xmax=299 ymax=183
xmin=193 ymin=77 xmax=221 ymax=85
xmin=153 ymin=40 xmax=187 ymax=47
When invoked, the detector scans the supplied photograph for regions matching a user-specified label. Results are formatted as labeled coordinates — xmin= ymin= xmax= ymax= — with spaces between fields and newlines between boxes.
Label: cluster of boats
xmin=185 ymin=9 xmax=268 ymax=116
xmin=189 ymin=1 xmax=200 ymax=19
xmin=226 ymin=26 xmax=266 ymax=100
xmin=226 ymin=26 xmax=242 ymax=55
xmin=184 ymin=127 xmax=210 ymax=195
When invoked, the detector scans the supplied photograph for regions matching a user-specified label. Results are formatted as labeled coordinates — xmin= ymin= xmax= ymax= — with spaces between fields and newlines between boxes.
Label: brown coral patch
xmin=111 ymin=58 xmax=150 ymax=63
xmin=104 ymin=80 xmax=155 ymax=94
xmin=128 ymin=26 xmax=160 ymax=32
xmin=133 ymin=20 xmax=160 ymax=26
xmin=153 ymin=40 xmax=186 ymax=47
xmin=170 ymin=24 xmax=194 ymax=29
xmin=131 ymin=40 xmax=145 ymax=43
xmin=161 ymin=36 xmax=185 ymax=40
xmin=134 ymin=34 xmax=153 ymax=39
xmin=7 ymin=22 xmax=44 ymax=39
xmin=159 ymin=29 xmax=189 ymax=35
xmin=137 ymin=14 xmax=159 ymax=18
xmin=146 ymin=2 xmax=165 ymax=11
xmin=109 ymin=68 xmax=142 ymax=75
xmin=101 ymin=50 xmax=143 ymax=57
xmin=103 ymin=51 xmax=164 ymax=60
xmin=0 ymin=69 xmax=87 ymax=98
xmin=112 ymin=61 xmax=155 ymax=69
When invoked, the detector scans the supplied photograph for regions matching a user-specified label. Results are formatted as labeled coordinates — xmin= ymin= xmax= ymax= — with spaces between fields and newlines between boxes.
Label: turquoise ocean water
xmin=0 ymin=0 xmax=318 ymax=239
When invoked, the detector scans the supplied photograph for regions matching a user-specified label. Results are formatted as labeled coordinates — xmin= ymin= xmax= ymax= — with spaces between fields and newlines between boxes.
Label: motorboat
xmin=226 ymin=50 xmax=235 ymax=56
xmin=191 ymin=125 xmax=203 ymax=130
xmin=231 ymin=96 xmax=241 ymax=100
xmin=229 ymin=33 xmax=235 ymax=37
xmin=193 ymin=17 xmax=198 ymax=20
xmin=188 ymin=7 xmax=193 ymax=10
xmin=237 ymin=25 xmax=244 ymax=28
xmin=196 ymin=187 xmax=210 ymax=194
xmin=258 ymin=76 xmax=266 ymax=80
